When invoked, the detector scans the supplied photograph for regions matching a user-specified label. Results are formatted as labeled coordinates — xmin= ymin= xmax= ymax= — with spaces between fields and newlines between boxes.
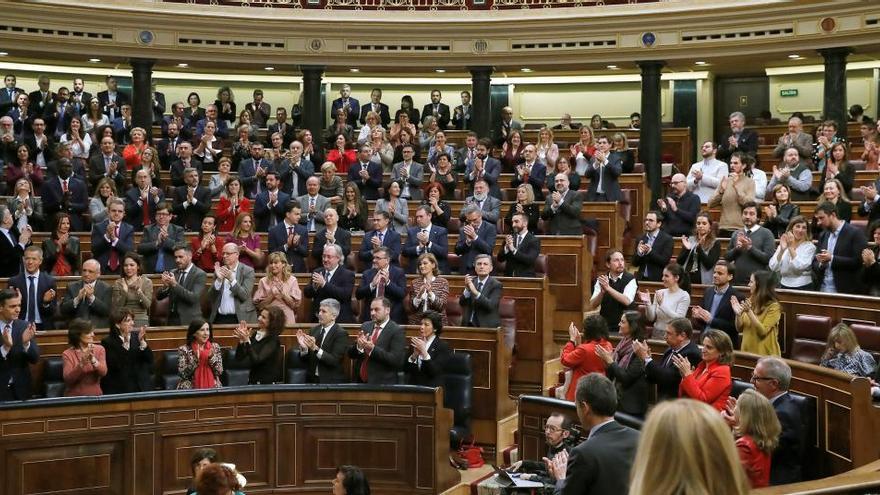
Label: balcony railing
xmin=166 ymin=0 xmax=657 ymax=11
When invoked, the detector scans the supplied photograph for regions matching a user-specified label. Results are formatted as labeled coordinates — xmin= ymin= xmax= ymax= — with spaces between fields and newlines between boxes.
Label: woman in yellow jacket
xmin=733 ymin=270 xmax=782 ymax=356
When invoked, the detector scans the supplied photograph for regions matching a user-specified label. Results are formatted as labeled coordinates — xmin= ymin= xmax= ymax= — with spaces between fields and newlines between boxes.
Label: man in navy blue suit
xmin=0 ymin=288 xmax=40 ymax=401
xmin=238 ymin=142 xmax=271 ymax=199
xmin=8 ymin=246 xmax=56 ymax=331
xmin=267 ymin=201 xmax=309 ymax=273
xmin=812 ymin=201 xmax=868 ymax=295
xmin=403 ymin=205 xmax=449 ymax=274
xmin=0 ymin=205 xmax=30 ymax=278
xmin=330 ymin=84 xmax=360 ymax=128
xmin=42 ymin=159 xmax=88 ymax=231
xmin=254 ymin=171 xmax=290 ymax=232
xmin=358 ymin=88 xmax=391 ymax=128
xmin=359 ymin=211 xmax=401 ymax=267
xmin=511 ymin=144 xmax=547 ymax=202
xmin=91 ymin=198 xmax=134 ymax=276
xmin=347 ymin=144 xmax=383 ymax=200
xmin=356 ymin=247 xmax=407 ymax=324
xmin=454 ymin=205 xmax=497 ymax=275
xmin=304 ymin=244 xmax=356 ymax=324
xmin=171 ymin=167 xmax=211 ymax=232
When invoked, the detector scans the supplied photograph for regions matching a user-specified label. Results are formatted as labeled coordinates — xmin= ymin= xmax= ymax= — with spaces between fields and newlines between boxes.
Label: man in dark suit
xmin=584 ymin=136 xmax=623 ymax=202
xmin=348 ymin=297 xmax=406 ymax=385
xmin=47 ymin=87 xmax=74 ymax=139
xmin=0 ymin=205 xmax=30 ymax=278
xmin=659 ymin=173 xmax=702 ymax=236
xmin=151 ymin=83 xmax=166 ymax=125
xmin=451 ymin=90 xmax=473 ymax=131
xmin=137 ymin=202 xmax=185 ymax=274
xmin=356 ymin=247 xmax=407 ymax=324
xmin=511 ymin=144 xmax=547 ymax=201
xmin=42 ymin=159 xmax=89 ymax=231
xmin=692 ymin=261 xmax=743 ymax=348
xmin=359 ymin=211 xmax=402 ymax=267
xmin=455 ymin=205 xmax=498 ymax=275
xmin=297 ymin=298 xmax=350 ymax=384
xmin=28 ymin=75 xmax=55 ymax=118
xmin=88 ymin=135 xmax=126 ymax=193
xmin=238 ymin=142 xmax=271 ymax=198
xmin=0 ymin=288 xmax=40 ymax=401
xmin=96 ymin=75 xmax=130 ymax=122
xmin=544 ymin=373 xmax=640 ymax=495
xmin=460 ymin=255 xmax=502 ymax=328
xmin=403 ymin=205 xmax=449 ymax=274
xmin=492 ymin=105 xmax=524 ymax=147
xmin=0 ymin=75 xmax=23 ymax=105
xmin=750 ymin=357 xmax=805 ymax=485
xmin=8 ymin=246 xmax=56 ymax=331
xmin=330 ymin=84 xmax=360 ymax=128
xmin=635 ymin=317 xmax=702 ymax=402
xmin=497 ymin=212 xmax=541 ymax=277
xmin=279 ymin=141 xmax=315 ymax=198
xmin=169 ymin=141 xmax=203 ymax=188
xmin=124 ymin=169 xmax=164 ymax=229
xmin=90 ymin=198 xmax=134 ymax=276
xmin=267 ymin=201 xmax=309 ymax=273
xmin=717 ymin=111 xmax=760 ymax=163
xmin=348 ymin=144 xmax=383 ymax=200
xmin=725 ymin=202 xmax=775 ymax=286
xmin=632 ymin=210 xmax=673 ymax=282
xmin=358 ymin=88 xmax=391 ymax=128
xmin=541 ymin=173 xmax=584 ymax=235
xmin=59 ymin=259 xmax=113 ymax=329
xmin=463 ymin=138 xmax=502 ymax=199
xmin=268 ymin=108 xmax=296 ymax=149
xmin=244 ymin=89 xmax=271 ymax=127
xmin=422 ymin=89 xmax=451 ymax=129
xmin=22 ymin=118 xmax=54 ymax=166
xmin=156 ymin=245 xmax=207 ymax=326
xmin=68 ymin=78 xmax=92 ymax=117
xmin=461 ymin=179 xmax=501 ymax=225
xmin=857 ymin=178 xmax=880 ymax=224
xmin=254 ymin=171 xmax=290 ymax=232
xmin=158 ymin=121 xmax=183 ymax=169
xmin=812 ymin=201 xmax=868 ymax=295
xmin=304 ymin=244 xmax=356 ymax=324
xmin=311 ymin=208 xmax=352 ymax=267
xmin=172 ymin=167 xmax=212 ymax=232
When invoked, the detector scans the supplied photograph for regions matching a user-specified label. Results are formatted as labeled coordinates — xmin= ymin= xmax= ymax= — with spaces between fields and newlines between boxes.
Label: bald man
xmin=659 ymin=173 xmax=701 ymax=237
xmin=59 ymin=259 xmax=113 ymax=328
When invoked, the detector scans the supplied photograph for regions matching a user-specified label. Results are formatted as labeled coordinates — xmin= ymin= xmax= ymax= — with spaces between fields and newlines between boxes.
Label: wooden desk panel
xmin=0 ymin=387 xmax=457 ymax=495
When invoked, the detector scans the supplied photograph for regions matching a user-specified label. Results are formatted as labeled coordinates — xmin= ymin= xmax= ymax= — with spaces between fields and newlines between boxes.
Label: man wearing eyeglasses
xmin=510 ymin=412 xmax=573 ymax=484
xmin=658 ymin=173 xmax=701 ymax=237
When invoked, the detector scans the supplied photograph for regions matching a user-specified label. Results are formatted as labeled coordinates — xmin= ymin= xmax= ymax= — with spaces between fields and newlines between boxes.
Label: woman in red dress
xmin=559 ymin=314 xmax=612 ymax=402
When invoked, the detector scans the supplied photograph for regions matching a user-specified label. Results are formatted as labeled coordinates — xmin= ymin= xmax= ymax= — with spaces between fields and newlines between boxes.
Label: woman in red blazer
xmin=731 ymin=389 xmax=781 ymax=488
xmin=674 ymin=328 xmax=733 ymax=411
xmin=560 ymin=314 xmax=613 ymax=402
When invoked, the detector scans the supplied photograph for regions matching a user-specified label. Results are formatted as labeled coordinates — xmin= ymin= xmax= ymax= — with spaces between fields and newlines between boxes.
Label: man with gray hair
xmin=60 ymin=259 xmax=112 ymax=328
xmin=772 ymin=116 xmax=814 ymax=168
xmin=208 ymin=242 xmax=257 ymax=324
xmin=745 ymin=357 xmax=805 ymax=485
xmin=0 ymin=115 xmax=18 ymax=164
xmin=718 ymin=111 xmax=759 ymax=163
xmin=658 ymin=173 xmax=701 ymax=236
xmin=304 ymin=244 xmax=355 ymax=323
xmin=296 ymin=298 xmax=349 ymax=383
xmin=454 ymin=205 xmax=497 ymax=275
xmin=330 ymin=84 xmax=360 ymax=127
xmin=544 ymin=373 xmax=640 ymax=495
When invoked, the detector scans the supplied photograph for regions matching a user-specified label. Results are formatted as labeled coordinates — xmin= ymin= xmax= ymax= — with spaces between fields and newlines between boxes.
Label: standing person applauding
xmin=559 ymin=314 xmax=612 ymax=402
xmin=734 ymin=271 xmax=782 ymax=356
xmin=62 ymin=319 xmax=107 ymax=396
xmin=675 ymin=329 xmax=733 ymax=411
xmin=232 ymin=306 xmax=285 ymax=385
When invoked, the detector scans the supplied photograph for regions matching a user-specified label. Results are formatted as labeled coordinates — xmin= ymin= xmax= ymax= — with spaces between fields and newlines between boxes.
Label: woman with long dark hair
xmin=101 ymin=310 xmax=154 ymax=394
xmin=177 ymin=318 xmax=223 ymax=390
xmin=677 ymin=212 xmax=720 ymax=286
xmin=559 ymin=314 xmax=612 ymax=402
xmin=595 ymin=310 xmax=648 ymax=417
xmin=640 ymin=263 xmax=691 ymax=339
xmin=734 ymin=270 xmax=782 ymax=356
xmin=762 ymin=184 xmax=800 ymax=238
xmin=42 ymin=212 xmax=80 ymax=275
xmin=232 ymin=306 xmax=286 ymax=385
xmin=768 ymin=215 xmax=815 ymax=290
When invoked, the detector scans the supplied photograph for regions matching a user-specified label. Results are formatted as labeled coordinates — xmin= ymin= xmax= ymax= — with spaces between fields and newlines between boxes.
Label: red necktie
xmin=142 ymin=193 xmax=151 ymax=226
xmin=109 ymin=226 xmax=120 ymax=271
xmin=376 ymin=275 xmax=386 ymax=298
xmin=359 ymin=324 xmax=381 ymax=383
xmin=61 ymin=179 xmax=68 ymax=193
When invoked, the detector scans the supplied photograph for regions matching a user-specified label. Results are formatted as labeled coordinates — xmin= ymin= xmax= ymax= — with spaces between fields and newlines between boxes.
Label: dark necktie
xmin=469 ymin=281 xmax=484 ymax=325
xmin=27 ymin=276 xmax=36 ymax=323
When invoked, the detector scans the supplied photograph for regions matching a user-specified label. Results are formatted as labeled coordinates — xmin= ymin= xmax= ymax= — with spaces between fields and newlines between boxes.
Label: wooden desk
xmin=0 ymin=386 xmax=457 ymax=495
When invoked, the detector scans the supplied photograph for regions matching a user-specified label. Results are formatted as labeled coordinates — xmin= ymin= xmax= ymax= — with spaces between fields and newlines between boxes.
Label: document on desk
xmin=493 ymin=467 xmax=545 ymax=488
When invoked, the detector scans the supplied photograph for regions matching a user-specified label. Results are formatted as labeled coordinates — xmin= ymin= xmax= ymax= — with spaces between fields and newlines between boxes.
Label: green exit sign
xmin=780 ymin=89 xmax=799 ymax=97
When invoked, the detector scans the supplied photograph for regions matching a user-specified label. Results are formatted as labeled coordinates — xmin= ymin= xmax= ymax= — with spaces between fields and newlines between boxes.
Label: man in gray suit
xmin=59 ymin=259 xmax=112 ymax=328
xmin=157 ymin=245 xmax=206 ymax=325
xmin=137 ymin=202 xmax=185 ymax=274
xmin=459 ymin=254 xmax=503 ymax=328
xmin=725 ymin=201 xmax=775 ymax=286
xmin=391 ymin=143 xmax=424 ymax=200
xmin=461 ymin=179 xmax=501 ymax=225
xmin=209 ymin=243 xmax=257 ymax=324
xmin=772 ymin=116 xmax=814 ymax=168
xmin=347 ymin=297 xmax=406 ymax=385
xmin=297 ymin=177 xmax=330 ymax=232
xmin=545 ymin=373 xmax=640 ymax=495
xmin=541 ymin=173 xmax=584 ymax=235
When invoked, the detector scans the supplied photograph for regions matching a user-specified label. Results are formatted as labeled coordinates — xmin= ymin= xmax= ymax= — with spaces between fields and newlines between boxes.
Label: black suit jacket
xmin=303 ymin=266 xmax=356 ymax=323
xmin=632 ymin=230 xmax=673 ymax=282
xmin=137 ymin=223 xmax=185 ymax=274
xmin=402 ymin=224 xmax=449 ymax=274
xmin=422 ymin=103 xmax=451 ymax=129
xmin=347 ymin=161 xmax=383 ymax=200
xmin=644 ymin=341 xmax=702 ymax=401
xmin=100 ymin=333 xmax=154 ymax=394
xmin=235 ymin=335 xmax=282 ymax=385
xmin=700 ymin=285 xmax=743 ymax=349
xmin=347 ymin=320 xmax=406 ymax=385
xmin=359 ymin=229 xmax=402 ymax=266
xmin=124 ymin=187 xmax=165 ymax=229
xmin=771 ymin=392 xmax=805 ymax=485
xmin=0 ymin=229 xmax=26 ymax=278
xmin=453 ymin=221 xmax=497 ymax=274
xmin=172 ymin=185 xmax=212 ymax=231
xmin=496 ymin=231 xmax=540 ymax=277
xmin=811 ymin=223 xmax=868 ymax=294
xmin=553 ymin=421 xmax=640 ymax=495
xmin=459 ymin=276 xmax=502 ymax=328
xmin=302 ymin=323 xmax=349 ymax=384
xmin=267 ymin=222 xmax=309 ymax=273
xmin=169 ymin=158 xmax=204 ymax=188
xmin=97 ymin=90 xmax=131 ymax=119
xmin=88 ymin=153 xmax=126 ymax=193
xmin=267 ymin=122 xmax=297 ymax=149
xmin=717 ymin=128 xmax=760 ymax=163
xmin=0 ymin=319 xmax=40 ymax=401
xmin=59 ymin=280 xmax=112 ymax=328
xmin=541 ymin=190 xmax=584 ymax=235
xmin=359 ymin=102 xmax=391 ymax=128
xmin=8 ymin=271 xmax=56 ymax=330
xmin=90 ymin=220 xmax=135 ymax=275
xmin=405 ymin=337 xmax=451 ymax=387
xmin=356 ymin=265 xmax=407 ymax=324
xmin=311 ymin=228 xmax=352 ymax=266
xmin=42 ymin=176 xmax=88 ymax=231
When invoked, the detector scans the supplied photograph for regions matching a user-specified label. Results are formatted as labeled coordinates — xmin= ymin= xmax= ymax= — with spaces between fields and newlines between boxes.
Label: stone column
xmin=469 ymin=66 xmax=493 ymax=140
xmin=130 ymin=58 xmax=155 ymax=140
xmin=301 ymin=65 xmax=325 ymax=146
xmin=637 ymin=60 xmax=666 ymax=202
xmin=819 ymin=47 xmax=852 ymax=135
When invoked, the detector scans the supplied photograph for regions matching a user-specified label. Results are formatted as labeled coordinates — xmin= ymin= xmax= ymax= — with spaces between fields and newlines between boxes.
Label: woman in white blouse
xmin=375 ymin=180 xmax=409 ymax=234
xmin=640 ymin=263 xmax=691 ymax=339
xmin=536 ymin=126 xmax=559 ymax=168
xmin=60 ymin=116 xmax=92 ymax=160
xmin=768 ymin=215 xmax=815 ymax=290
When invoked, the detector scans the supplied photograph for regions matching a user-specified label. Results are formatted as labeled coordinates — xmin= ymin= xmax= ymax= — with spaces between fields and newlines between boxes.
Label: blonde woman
xmin=535 ymin=126 xmax=559 ymax=168
xmin=709 ymin=152 xmax=756 ymax=237
xmin=733 ymin=270 xmax=781 ymax=356
xmin=357 ymin=110 xmax=384 ymax=145
xmin=224 ymin=212 xmax=263 ymax=268
xmin=408 ymin=253 xmax=450 ymax=325
xmin=768 ymin=215 xmax=815 ymax=290
xmin=820 ymin=323 xmax=877 ymax=377
xmin=319 ymin=161 xmax=345 ymax=205
xmin=368 ymin=127 xmax=395 ymax=172
xmin=503 ymin=183 xmax=539 ymax=232
xmin=122 ymin=126 xmax=148 ymax=170
xmin=134 ymin=146 xmax=162 ymax=189
xmin=811 ymin=179 xmax=851 ymax=237
xmin=253 ymin=251 xmax=302 ymax=325
xmin=569 ymin=126 xmax=596 ymax=176
xmin=609 ymin=132 xmax=635 ymax=173
xmin=629 ymin=399 xmax=750 ymax=495
xmin=731 ymin=389 xmax=781 ymax=488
